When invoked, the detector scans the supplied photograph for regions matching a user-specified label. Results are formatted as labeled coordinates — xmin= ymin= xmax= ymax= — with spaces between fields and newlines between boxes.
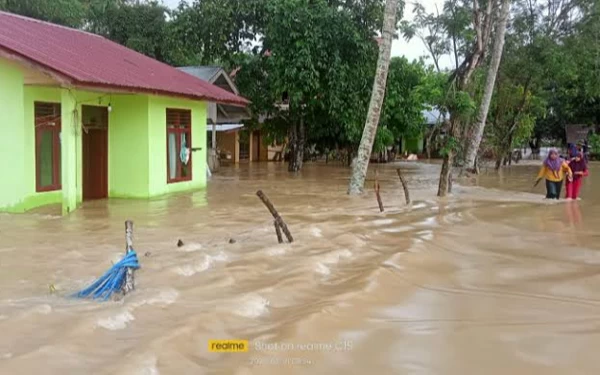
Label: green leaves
xmin=380 ymin=57 xmax=447 ymax=142
xmin=0 ymin=0 xmax=86 ymax=27
xmin=234 ymin=0 xmax=385 ymax=153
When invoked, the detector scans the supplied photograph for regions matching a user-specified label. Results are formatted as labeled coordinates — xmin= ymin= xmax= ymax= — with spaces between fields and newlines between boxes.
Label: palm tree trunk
xmin=347 ymin=0 xmax=398 ymax=195
xmin=464 ymin=0 xmax=511 ymax=172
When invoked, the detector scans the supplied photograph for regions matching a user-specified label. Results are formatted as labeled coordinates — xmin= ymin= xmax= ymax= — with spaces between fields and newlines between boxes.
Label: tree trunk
xmin=463 ymin=0 xmax=511 ymax=172
xmin=438 ymin=152 xmax=455 ymax=196
xmin=347 ymin=0 xmax=398 ymax=195
xmin=495 ymin=157 xmax=502 ymax=170
xmin=288 ymin=117 xmax=305 ymax=172
xmin=437 ymin=119 xmax=460 ymax=196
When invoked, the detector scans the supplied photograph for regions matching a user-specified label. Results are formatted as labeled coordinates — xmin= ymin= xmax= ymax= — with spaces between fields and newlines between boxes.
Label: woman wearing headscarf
xmin=535 ymin=148 xmax=573 ymax=199
xmin=565 ymin=150 xmax=588 ymax=200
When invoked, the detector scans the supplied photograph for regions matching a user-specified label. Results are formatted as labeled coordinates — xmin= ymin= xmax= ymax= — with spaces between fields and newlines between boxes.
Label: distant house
xmin=178 ymin=66 xmax=251 ymax=167
xmin=0 ymin=11 xmax=247 ymax=214
xmin=400 ymin=108 xmax=448 ymax=155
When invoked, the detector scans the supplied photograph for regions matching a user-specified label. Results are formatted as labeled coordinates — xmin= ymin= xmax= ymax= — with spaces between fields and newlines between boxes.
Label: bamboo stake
xmin=396 ymin=168 xmax=411 ymax=205
xmin=256 ymin=190 xmax=294 ymax=243
xmin=122 ymin=220 xmax=135 ymax=295
xmin=374 ymin=172 xmax=384 ymax=212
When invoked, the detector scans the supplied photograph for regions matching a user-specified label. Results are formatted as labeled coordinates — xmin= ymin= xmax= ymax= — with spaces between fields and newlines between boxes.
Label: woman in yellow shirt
xmin=536 ymin=148 xmax=573 ymax=199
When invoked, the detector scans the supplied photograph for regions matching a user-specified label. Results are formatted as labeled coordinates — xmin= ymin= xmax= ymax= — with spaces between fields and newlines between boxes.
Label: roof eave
xmin=74 ymin=81 xmax=250 ymax=106
xmin=0 ymin=46 xmax=74 ymax=86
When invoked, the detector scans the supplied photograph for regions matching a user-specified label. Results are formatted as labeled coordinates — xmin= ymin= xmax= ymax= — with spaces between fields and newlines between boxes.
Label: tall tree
xmin=0 ymin=0 xmax=86 ymax=27
xmin=437 ymin=0 xmax=494 ymax=196
xmin=348 ymin=0 xmax=400 ymax=195
xmin=235 ymin=0 xmax=384 ymax=173
xmin=464 ymin=0 xmax=511 ymax=173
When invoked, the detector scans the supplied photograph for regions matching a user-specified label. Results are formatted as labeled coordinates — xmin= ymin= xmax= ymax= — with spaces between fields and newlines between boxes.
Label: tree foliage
xmin=0 ymin=0 xmax=86 ymax=27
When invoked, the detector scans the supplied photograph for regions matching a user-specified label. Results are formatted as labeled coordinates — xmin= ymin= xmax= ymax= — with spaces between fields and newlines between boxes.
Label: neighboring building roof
xmin=422 ymin=108 xmax=448 ymax=125
xmin=179 ymin=65 xmax=251 ymax=124
xmin=178 ymin=66 xmax=222 ymax=82
xmin=178 ymin=66 xmax=240 ymax=95
xmin=0 ymin=11 xmax=248 ymax=106
xmin=206 ymin=124 xmax=244 ymax=132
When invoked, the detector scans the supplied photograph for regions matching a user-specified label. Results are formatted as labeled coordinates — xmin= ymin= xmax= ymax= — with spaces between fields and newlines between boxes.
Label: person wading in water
xmin=565 ymin=151 xmax=588 ymax=200
xmin=535 ymin=148 xmax=573 ymax=199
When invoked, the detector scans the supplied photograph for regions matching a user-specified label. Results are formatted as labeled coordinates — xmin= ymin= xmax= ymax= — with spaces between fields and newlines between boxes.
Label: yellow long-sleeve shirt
xmin=537 ymin=161 xmax=572 ymax=182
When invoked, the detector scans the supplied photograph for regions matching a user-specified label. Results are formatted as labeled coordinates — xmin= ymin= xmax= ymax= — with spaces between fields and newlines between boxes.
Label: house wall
xmin=402 ymin=136 xmax=424 ymax=154
xmin=216 ymin=131 xmax=238 ymax=162
xmin=0 ymin=59 xmax=27 ymax=212
xmin=108 ymin=95 xmax=150 ymax=198
xmin=147 ymin=96 xmax=207 ymax=196
xmin=259 ymin=134 xmax=269 ymax=161
xmin=0 ymin=58 xmax=207 ymax=213
xmin=20 ymin=87 xmax=149 ymax=213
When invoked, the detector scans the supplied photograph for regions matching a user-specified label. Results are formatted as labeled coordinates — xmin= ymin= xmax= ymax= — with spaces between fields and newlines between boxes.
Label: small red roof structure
xmin=0 ymin=11 xmax=248 ymax=106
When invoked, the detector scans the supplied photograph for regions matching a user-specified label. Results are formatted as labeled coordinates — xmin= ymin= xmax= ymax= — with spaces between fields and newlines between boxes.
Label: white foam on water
xmin=29 ymin=304 xmax=52 ymax=315
xmin=315 ymin=262 xmax=331 ymax=275
xmin=372 ymin=218 xmax=395 ymax=226
xmin=174 ymin=252 xmax=228 ymax=276
xmin=96 ymin=310 xmax=135 ymax=330
xmin=313 ymin=249 xmax=352 ymax=276
xmin=178 ymin=242 xmax=203 ymax=252
xmin=133 ymin=288 xmax=180 ymax=308
xmin=0 ymin=353 xmax=13 ymax=359
xmin=136 ymin=356 xmax=160 ymax=375
xmin=234 ymin=294 xmax=270 ymax=318
xmin=319 ymin=249 xmax=353 ymax=264
xmin=267 ymin=246 xmax=287 ymax=256
xmin=381 ymin=225 xmax=413 ymax=233
xmin=311 ymin=227 xmax=323 ymax=237
xmin=146 ymin=289 xmax=179 ymax=306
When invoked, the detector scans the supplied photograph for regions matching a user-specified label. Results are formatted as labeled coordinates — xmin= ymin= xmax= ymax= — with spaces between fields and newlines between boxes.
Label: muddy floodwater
xmin=1 ymin=161 xmax=600 ymax=375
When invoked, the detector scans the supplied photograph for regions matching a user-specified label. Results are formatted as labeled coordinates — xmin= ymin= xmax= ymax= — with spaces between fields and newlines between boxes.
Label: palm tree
xmin=347 ymin=0 xmax=399 ymax=195
xmin=464 ymin=0 xmax=512 ymax=173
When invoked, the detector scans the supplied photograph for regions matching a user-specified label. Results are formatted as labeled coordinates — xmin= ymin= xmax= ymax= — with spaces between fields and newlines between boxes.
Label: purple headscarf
xmin=544 ymin=148 xmax=563 ymax=172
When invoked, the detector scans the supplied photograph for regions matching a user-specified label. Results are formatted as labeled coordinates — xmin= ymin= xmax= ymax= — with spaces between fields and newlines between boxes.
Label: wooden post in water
xmin=374 ymin=172 xmax=384 ymax=212
xmin=123 ymin=220 xmax=135 ymax=295
xmin=448 ymin=172 xmax=453 ymax=194
xmin=274 ymin=220 xmax=284 ymax=243
xmin=396 ymin=168 xmax=411 ymax=205
xmin=256 ymin=190 xmax=294 ymax=243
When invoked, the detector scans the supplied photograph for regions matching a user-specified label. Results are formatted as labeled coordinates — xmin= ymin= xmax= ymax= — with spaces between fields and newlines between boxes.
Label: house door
xmin=252 ymin=131 xmax=260 ymax=161
xmin=82 ymin=105 xmax=108 ymax=200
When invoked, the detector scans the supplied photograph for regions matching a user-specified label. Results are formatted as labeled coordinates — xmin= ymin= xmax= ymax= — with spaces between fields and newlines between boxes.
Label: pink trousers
xmin=565 ymin=178 xmax=582 ymax=199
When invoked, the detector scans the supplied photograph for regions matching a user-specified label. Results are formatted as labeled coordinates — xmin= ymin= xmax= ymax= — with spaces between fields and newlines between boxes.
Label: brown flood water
xmin=1 ymin=161 xmax=600 ymax=375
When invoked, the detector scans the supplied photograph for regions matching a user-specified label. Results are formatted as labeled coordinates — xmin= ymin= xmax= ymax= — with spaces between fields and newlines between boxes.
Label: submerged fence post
xmin=257 ymin=190 xmax=294 ymax=243
xmin=123 ymin=220 xmax=135 ymax=295
xmin=374 ymin=172 xmax=384 ymax=212
xmin=396 ymin=168 xmax=411 ymax=205
xmin=274 ymin=220 xmax=284 ymax=244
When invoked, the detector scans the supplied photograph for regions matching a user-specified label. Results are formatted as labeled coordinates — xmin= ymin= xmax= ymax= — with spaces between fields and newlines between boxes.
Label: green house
xmin=0 ymin=11 xmax=247 ymax=214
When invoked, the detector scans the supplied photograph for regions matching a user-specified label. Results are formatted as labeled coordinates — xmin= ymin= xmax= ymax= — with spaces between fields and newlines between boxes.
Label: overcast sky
xmin=160 ymin=0 xmax=451 ymax=69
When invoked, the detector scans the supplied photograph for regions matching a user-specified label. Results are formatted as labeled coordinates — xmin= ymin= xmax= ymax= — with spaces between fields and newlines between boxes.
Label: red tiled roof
xmin=0 ymin=11 xmax=248 ymax=106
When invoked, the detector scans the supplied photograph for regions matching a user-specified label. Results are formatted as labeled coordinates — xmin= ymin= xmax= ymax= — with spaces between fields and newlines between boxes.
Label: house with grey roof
xmin=178 ymin=66 xmax=252 ymax=169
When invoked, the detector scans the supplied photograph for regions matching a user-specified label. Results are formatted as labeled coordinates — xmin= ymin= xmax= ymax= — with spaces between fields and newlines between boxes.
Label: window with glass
xmin=166 ymin=109 xmax=192 ymax=183
xmin=35 ymin=102 xmax=61 ymax=192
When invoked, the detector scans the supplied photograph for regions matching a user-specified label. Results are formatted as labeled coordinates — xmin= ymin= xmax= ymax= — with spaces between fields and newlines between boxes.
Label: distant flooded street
xmin=1 ymin=161 xmax=600 ymax=374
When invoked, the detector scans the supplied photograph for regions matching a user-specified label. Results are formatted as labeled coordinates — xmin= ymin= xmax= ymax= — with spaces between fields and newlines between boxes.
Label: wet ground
xmin=1 ymin=161 xmax=600 ymax=374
